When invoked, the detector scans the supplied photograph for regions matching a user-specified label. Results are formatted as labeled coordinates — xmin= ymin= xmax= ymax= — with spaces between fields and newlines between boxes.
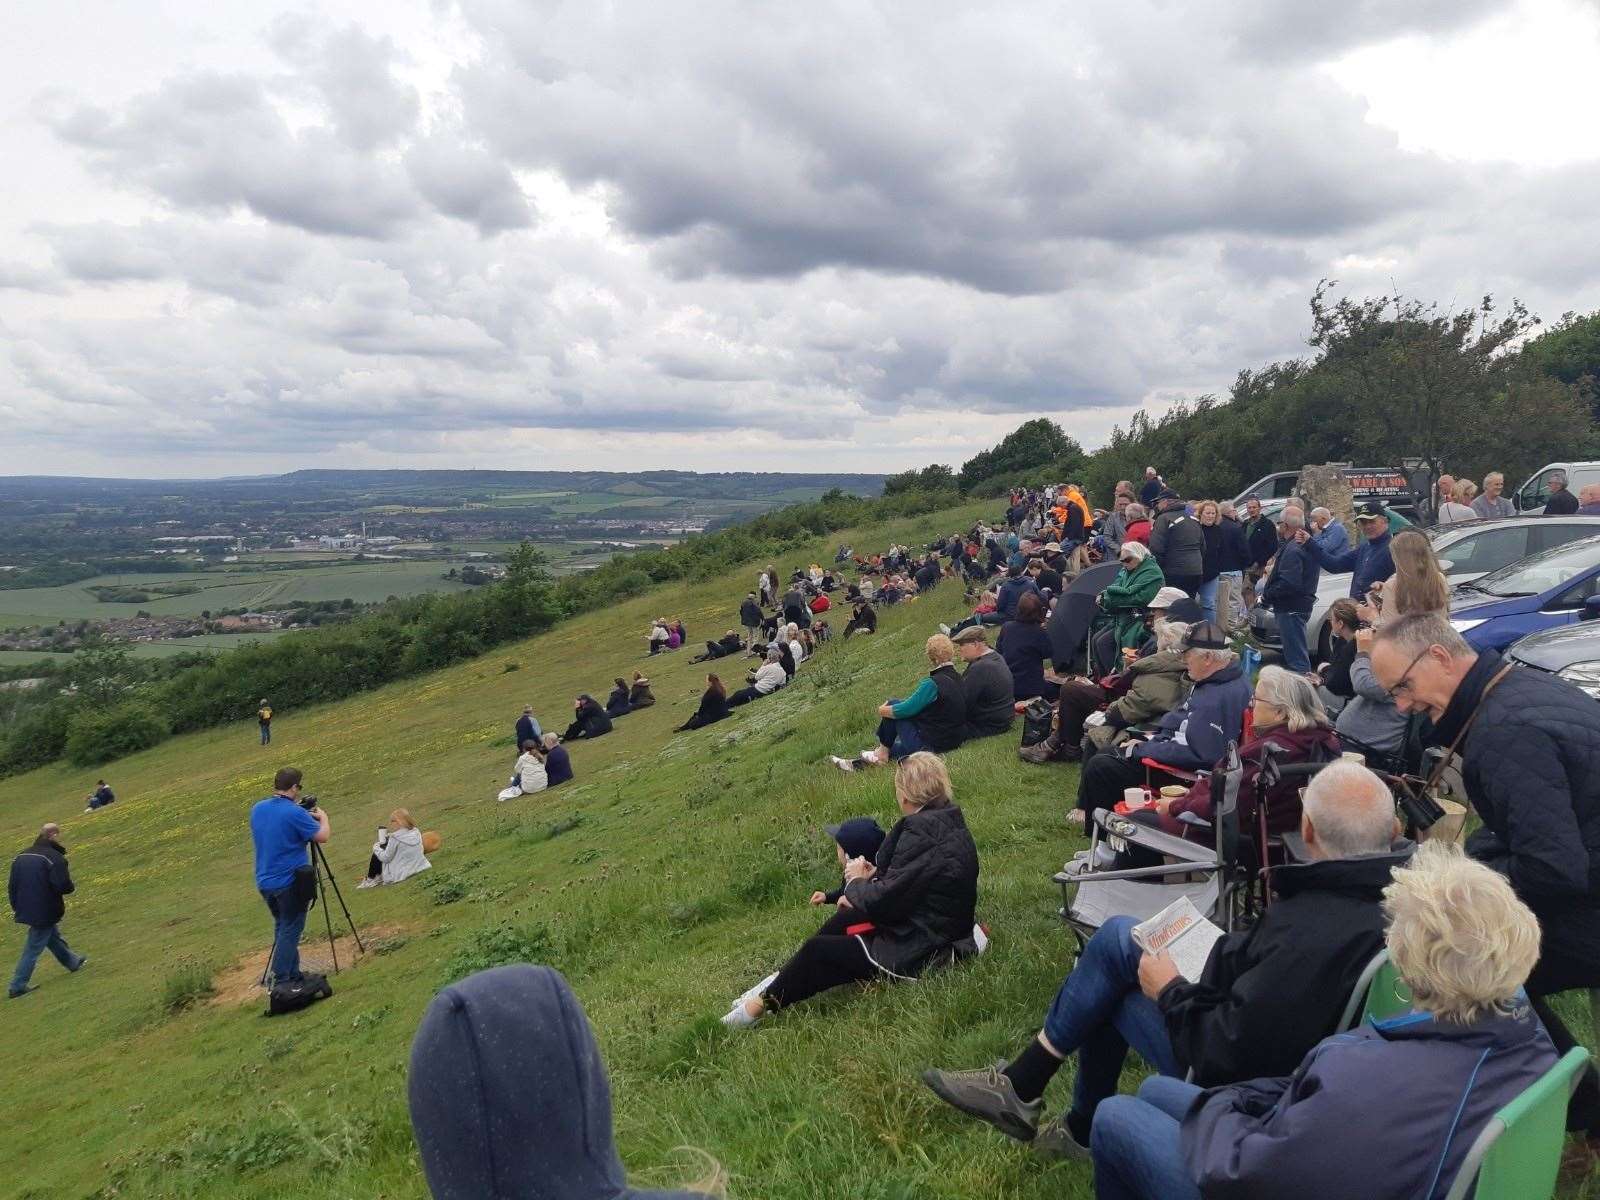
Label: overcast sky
xmin=3 ymin=0 xmax=1598 ymax=479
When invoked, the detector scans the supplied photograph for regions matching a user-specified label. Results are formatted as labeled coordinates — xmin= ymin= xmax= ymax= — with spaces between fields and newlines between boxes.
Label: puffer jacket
xmin=1098 ymin=557 xmax=1165 ymax=652
xmin=1150 ymin=508 xmax=1205 ymax=579
xmin=1085 ymin=650 xmax=1191 ymax=752
xmin=1439 ymin=649 xmax=1600 ymax=982
xmin=1182 ymin=1003 xmax=1555 ymax=1200
xmin=842 ymin=804 xmax=979 ymax=977
xmin=1140 ymin=662 xmax=1253 ymax=772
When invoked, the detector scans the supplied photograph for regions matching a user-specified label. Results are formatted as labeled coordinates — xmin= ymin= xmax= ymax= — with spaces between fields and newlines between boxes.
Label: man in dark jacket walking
xmin=1371 ymin=611 xmax=1600 ymax=1133
xmin=739 ymin=593 xmax=764 ymax=648
xmin=9 ymin=823 xmax=87 ymax=997
xmin=922 ymin=761 xmax=1405 ymax=1154
xmin=1261 ymin=508 xmax=1320 ymax=673
xmin=953 ymin=626 xmax=1015 ymax=739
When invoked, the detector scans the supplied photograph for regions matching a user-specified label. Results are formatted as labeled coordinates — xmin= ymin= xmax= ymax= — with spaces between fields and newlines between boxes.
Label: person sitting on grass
xmin=722 ymin=752 xmax=979 ymax=1028
xmin=541 ymin=733 xmax=573 ymax=786
xmin=997 ymin=591 xmax=1057 ymax=702
xmin=83 ymin=780 xmax=115 ymax=812
xmin=561 ymin=695 xmax=613 ymax=741
xmin=604 ymin=677 xmax=633 ymax=719
xmin=693 ymin=631 xmax=744 ymax=663
xmin=727 ymin=647 xmax=788 ymax=706
xmin=1089 ymin=841 xmax=1555 ymax=1200
xmin=647 ymin=619 xmax=670 ymax=655
xmin=408 ymin=964 xmax=714 ymax=1200
xmin=498 ymin=739 xmax=549 ymax=801
xmin=843 ymin=598 xmax=878 ymax=638
xmin=809 ymin=818 xmax=887 ymax=906
xmin=922 ymin=761 xmax=1406 ymax=1160
xmin=831 ymin=634 xmax=966 ymax=771
xmin=357 ymin=808 xmax=432 ymax=889
xmin=627 ymin=672 xmax=655 ymax=709
xmin=678 ymin=675 xmax=732 ymax=731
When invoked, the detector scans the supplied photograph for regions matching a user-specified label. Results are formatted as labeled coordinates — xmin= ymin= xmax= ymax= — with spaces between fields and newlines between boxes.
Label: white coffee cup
xmin=1123 ymin=787 xmax=1147 ymax=808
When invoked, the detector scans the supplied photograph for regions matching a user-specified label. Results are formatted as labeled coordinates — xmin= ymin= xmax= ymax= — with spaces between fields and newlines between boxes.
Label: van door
xmin=1516 ymin=467 xmax=1563 ymax=513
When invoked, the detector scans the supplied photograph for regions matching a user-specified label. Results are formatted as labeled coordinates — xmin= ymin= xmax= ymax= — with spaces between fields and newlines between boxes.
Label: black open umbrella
xmin=1047 ymin=560 xmax=1122 ymax=669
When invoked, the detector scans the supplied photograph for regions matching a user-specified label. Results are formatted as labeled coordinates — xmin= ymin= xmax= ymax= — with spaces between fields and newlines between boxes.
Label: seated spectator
xmin=808 ymin=818 xmax=887 ymax=906
xmin=1090 ymin=840 xmax=1554 ymax=1199
xmin=786 ymin=622 xmax=806 ymax=668
xmin=1334 ymin=622 xmax=1410 ymax=767
xmin=775 ymin=635 xmax=798 ymax=680
xmin=540 ymin=733 xmax=573 ymax=786
xmin=647 ymin=619 xmax=670 ymax=655
xmin=1073 ymin=622 xmax=1250 ymax=826
xmin=667 ymin=618 xmax=686 ymax=649
xmin=812 ymin=618 xmax=832 ymax=644
xmin=498 ymin=739 xmax=550 ymax=801
xmin=408 ymin=964 xmax=712 ymax=1200
xmin=692 ymin=631 xmax=744 ymax=663
xmin=727 ymin=648 xmax=788 ymax=706
xmin=1315 ymin=597 xmax=1360 ymax=714
xmin=604 ymin=677 xmax=633 ymax=719
xmin=723 ymin=753 xmax=980 ymax=1027
xmin=831 ymin=634 xmax=966 ymax=769
xmin=954 ymin=626 xmax=1016 ymax=740
xmin=915 ymin=555 xmax=942 ymax=594
xmin=678 ymin=674 xmax=732 ymax=732
xmin=1140 ymin=666 xmax=1340 ymax=842
xmin=83 ymin=780 xmax=114 ymax=812
xmin=843 ymin=599 xmax=877 ymax=638
xmin=922 ymin=761 xmax=1407 ymax=1158
xmin=1090 ymin=543 xmax=1164 ymax=674
xmin=809 ymin=591 xmax=832 ymax=614
xmin=997 ymin=592 xmax=1057 ymax=701
xmin=627 ymin=672 xmax=655 ymax=708
xmin=357 ymin=808 xmax=432 ymax=888
xmin=1020 ymin=618 xmax=1189 ymax=765
xmin=561 ymin=694 xmax=613 ymax=741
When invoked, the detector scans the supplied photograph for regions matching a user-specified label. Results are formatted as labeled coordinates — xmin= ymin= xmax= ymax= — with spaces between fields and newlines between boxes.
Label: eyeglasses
xmin=1386 ymin=645 xmax=1434 ymax=701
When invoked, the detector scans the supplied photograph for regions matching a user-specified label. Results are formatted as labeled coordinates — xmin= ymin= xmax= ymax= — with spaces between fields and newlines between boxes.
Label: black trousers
xmin=1076 ymin=749 xmax=1187 ymax=815
xmin=1526 ymin=921 xmax=1600 ymax=1134
xmin=727 ymin=686 xmax=765 ymax=707
xmin=765 ymin=909 xmax=879 ymax=1009
xmin=366 ymin=853 xmax=382 ymax=880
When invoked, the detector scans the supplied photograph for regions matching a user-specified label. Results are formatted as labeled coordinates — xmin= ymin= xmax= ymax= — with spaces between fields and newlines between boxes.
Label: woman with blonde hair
xmin=1090 ymin=837 xmax=1557 ymax=1199
xmin=832 ymin=634 xmax=967 ymax=770
xmin=358 ymin=808 xmax=432 ymax=888
xmin=1369 ymin=528 xmax=1449 ymax=625
xmin=1437 ymin=479 xmax=1478 ymax=524
xmin=723 ymin=751 xmax=980 ymax=1027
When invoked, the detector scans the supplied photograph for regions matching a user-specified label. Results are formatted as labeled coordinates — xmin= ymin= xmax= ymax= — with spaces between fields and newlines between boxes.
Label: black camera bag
xmin=267 ymin=972 xmax=332 ymax=1016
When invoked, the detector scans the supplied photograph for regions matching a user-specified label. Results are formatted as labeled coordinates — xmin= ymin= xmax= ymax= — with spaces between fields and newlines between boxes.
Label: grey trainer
xmin=921 ymin=1062 xmax=1042 ymax=1142
xmin=1032 ymin=1114 xmax=1091 ymax=1160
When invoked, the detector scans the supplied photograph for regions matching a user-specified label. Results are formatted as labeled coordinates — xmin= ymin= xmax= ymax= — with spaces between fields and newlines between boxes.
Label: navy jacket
xmin=1216 ymin=517 xmax=1252 ymax=574
xmin=9 ymin=837 xmax=74 ymax=928
xmin=514 ymin=714 xmax=541 ymax=748
xmin=994 ymin=575 xmax=1039 ymax=620
xmin=1306 ymin=529 xmax=1394 ymax=599
xmin=408 ymin=965 xmax=701 ymax=1200
xmin=1182 ymin=1004 xmax=1556 ymax=1200
xmin=544 ymin=745 xmax=573 ymax=786
xmin=1141 ymin=662 xmax=1253 ymax=771
xmin=1261 ymin=537 xmax=1320 ymax=613
xmin=739 ymin=598 xmax=763 ymax=628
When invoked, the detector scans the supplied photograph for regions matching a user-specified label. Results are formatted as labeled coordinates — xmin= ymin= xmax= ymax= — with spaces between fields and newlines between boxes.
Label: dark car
xmin=1505 ymin=616 xmax=1600 ymax=700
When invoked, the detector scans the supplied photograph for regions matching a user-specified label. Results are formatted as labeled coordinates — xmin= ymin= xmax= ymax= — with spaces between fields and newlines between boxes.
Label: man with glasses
xmin=1370 ymin=611 xmax=1600 ymax=1138
xmin=249 ymin=766 xmax=330 ymax=985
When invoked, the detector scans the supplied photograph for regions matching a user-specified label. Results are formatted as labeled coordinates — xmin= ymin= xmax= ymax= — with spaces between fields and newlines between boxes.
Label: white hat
xmin=1148 ymin=586 xmax=1190 ymax=610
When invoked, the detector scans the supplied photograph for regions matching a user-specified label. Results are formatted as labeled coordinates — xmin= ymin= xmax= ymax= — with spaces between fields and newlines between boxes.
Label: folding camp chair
xmin=1359 ymin=953 xmax=1414 ymax=1025
xmin=1336 ymin=949 xmax=1396 ymax=1031
xmin=1443 ymin=1046 xmax=1591 ymax=1200
xmin=1056 ymin=743 xmax=1253 ymax=937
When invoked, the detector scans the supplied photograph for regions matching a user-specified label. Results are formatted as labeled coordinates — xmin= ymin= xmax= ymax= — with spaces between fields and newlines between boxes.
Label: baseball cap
xmin=1179 ymin=620 xmax=1230 ymax=651
xmin=1354 ymin=501 xmax=1387 ymax=522
xmin=1147 ymin=586 xmax=1189 ymax=611
xmin=825 ymin=817 xmax=886 ymax=861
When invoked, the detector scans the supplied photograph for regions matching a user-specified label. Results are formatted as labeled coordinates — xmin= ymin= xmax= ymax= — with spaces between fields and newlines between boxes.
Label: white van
xmin=1514 ymin=462 xmax=1600 ymax=514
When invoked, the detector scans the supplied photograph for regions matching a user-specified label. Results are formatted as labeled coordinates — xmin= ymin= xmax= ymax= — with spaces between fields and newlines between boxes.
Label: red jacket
xmin=809 ymin=594 xmax=831 ymax=613
xmin=1124 ymin=518 xmax=1152 ymax=546
xmin=1160 ymin=725 xmax=1341 ymax=839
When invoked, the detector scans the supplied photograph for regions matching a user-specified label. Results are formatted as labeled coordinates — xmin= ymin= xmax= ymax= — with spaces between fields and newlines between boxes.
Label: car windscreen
xmin=1472 ymin=535 xmax=1600 ymax=598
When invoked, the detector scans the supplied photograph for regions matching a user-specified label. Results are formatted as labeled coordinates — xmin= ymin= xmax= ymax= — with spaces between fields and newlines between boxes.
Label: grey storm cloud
xmin=4 ymin=1 xmax=1599 ymax=473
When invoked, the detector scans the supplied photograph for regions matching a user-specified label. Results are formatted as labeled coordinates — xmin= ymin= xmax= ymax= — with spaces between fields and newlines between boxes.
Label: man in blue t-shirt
xmin=249 ymin=766 xmax=330 ymax=984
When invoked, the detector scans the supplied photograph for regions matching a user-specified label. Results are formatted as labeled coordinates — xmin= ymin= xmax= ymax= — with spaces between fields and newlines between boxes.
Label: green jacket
xmin=1084 ymin=650 xmax=1192 ymax=753
xmin=1097 ymin=557 xmax=1165 ymax=651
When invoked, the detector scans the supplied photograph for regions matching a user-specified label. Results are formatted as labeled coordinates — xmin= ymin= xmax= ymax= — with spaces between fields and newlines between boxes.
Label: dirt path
xmin=209 ymin=924 xmax=411 ymax=1008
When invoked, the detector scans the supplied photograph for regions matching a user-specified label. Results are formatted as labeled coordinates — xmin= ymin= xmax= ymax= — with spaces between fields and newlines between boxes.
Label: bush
xmin=0 ymin=700 xmax=75 ymax=776
xmin=63 ymin=700 xmax=170 ymax=766
xmin=160 ymin=958 xmax=215 ymax=1014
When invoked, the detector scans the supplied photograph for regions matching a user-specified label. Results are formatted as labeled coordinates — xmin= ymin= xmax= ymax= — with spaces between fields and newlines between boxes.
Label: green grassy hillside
xmin=3 ymin=500 xmax=1596 ymax=1199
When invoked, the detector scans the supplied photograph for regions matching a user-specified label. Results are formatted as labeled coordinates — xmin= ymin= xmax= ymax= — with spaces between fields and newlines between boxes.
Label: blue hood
xmin=408 ymin=965 xmax=701 ymax=1200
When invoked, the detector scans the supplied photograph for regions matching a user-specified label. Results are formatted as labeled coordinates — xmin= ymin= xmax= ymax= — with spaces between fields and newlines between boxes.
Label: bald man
xmin=9 ymin=823 xmax=86 ymax=998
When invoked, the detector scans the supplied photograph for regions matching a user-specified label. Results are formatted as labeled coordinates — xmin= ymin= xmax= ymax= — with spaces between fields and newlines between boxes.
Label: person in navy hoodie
xmin=1090 ymin=840 xmax=1557 ymax=1200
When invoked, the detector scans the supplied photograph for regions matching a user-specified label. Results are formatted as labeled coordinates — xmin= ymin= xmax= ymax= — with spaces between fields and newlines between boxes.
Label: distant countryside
xmin=0 ymin=470 xmax=883 ymax=664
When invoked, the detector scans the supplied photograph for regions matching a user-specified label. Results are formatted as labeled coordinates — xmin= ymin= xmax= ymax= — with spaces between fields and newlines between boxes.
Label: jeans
xmin=1041 ymin=916 xmax=1182 ymax=1122
xmin=261 ymin=885 xmax=309 ymax=982
xmin=10 ymin=924 xmax=82 ymax=994
xmin=1090 ymin=1076 xmax=1204 ymax=1200
xmin=875 ymin=701 xmax=928 ymax=760
xmin=1195 ymin=578 xmax=1219 ymax=625
xmin=1275 ymin=607 xmax=1312 ymax=674
xmin=260 ymin=722 xmax=271 ymax=745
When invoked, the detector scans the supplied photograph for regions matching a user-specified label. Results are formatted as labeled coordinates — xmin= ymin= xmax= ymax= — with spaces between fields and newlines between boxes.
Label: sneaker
xmin=938 ymin=623 xmax=952 ymax=636
xmin=830 ymin=755 xmax=856 ymax=773
xmin=1033 ymin=1113 xmax=1092 ymax=1160
xmin=721 ymin=1000 xmax=760 ymax=1029
xmin=356 ymin=877 xmax=380 ymax=889
xmin=68 ymin=955 xmax=87 ymax=972
xmin=736 ymin=971 xmax=778 ymax=1007
xmin=920 ymin=1063 xmax=1042 ymax=1142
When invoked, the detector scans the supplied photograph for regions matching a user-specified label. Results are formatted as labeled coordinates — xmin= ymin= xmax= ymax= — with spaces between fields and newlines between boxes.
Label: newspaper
xmin=1132 ymin=895 xmax=1225 ymax=982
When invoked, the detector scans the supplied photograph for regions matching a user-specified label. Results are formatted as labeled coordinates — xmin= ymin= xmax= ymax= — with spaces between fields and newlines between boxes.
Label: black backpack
xmin=1019 ymin=697 xmax=1055 ymax=748
xmin=266 ymin=973 xmax=333 ymax=1016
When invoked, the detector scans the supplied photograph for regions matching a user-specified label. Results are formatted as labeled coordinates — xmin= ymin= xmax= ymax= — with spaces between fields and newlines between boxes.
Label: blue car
xmin=1448 ymin=534 xmax=1600 ymax=652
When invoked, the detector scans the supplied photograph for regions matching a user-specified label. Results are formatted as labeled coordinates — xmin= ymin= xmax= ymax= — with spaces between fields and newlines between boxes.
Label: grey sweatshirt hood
xmin=408 ymin=964 xmax=701 ymax=1200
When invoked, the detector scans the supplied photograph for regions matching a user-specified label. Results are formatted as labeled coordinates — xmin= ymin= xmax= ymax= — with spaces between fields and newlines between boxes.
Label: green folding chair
xmin=1351 ymin=950 xmax=1414 ymax=1026
xmin=1337 ymin=949 xmax=1396 ymax=1031
xmin=1442 ymin=1046 xmax=1590 ymax=1200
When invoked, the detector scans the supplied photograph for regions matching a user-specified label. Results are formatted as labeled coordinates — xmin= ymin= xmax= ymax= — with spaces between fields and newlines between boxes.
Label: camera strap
xmin=1425 ymin=663 xmax=1514 ymax=795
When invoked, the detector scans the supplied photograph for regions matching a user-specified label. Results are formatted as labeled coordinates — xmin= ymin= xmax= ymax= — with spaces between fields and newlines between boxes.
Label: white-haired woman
xmin=723 ymin=752 xmax=980 ymax=1027
xmin=1091 ymin=540 xmax=1164 ymax=674
xmin=1090 ymin=839 xmax=1557 ymax=1200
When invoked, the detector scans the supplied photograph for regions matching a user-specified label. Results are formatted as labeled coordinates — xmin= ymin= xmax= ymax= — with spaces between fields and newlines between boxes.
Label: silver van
xmin=1515 ymin=462 xmax=1600 ymax=514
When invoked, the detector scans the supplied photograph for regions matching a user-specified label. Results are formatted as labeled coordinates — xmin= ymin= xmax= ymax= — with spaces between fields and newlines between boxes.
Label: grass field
xmin=2 ymin=500 xmax=1597 ymax=1199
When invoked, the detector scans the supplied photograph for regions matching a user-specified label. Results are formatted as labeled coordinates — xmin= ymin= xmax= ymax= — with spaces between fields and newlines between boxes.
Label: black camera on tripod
xmin=298 ymin=791 xmax=319 ymax=811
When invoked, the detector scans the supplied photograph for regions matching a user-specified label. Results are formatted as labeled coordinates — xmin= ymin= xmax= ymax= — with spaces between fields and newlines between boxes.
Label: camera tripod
xmin=261 ymin=840 xmax=365 ymax=987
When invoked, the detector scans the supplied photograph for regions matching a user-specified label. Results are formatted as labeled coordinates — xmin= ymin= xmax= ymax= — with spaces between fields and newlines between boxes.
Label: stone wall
xmin=1294 ymin=464 xmax=1355 ymax=550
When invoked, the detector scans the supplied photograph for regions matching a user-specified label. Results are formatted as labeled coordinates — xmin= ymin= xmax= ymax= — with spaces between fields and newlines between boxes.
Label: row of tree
xmin=891 ymin=285 xmax=1600 ymax=504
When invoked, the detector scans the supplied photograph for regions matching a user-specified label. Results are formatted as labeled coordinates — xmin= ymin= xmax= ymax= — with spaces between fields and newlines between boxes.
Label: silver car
xmin=1247 ymin=516 xmax=1600 ymax=660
